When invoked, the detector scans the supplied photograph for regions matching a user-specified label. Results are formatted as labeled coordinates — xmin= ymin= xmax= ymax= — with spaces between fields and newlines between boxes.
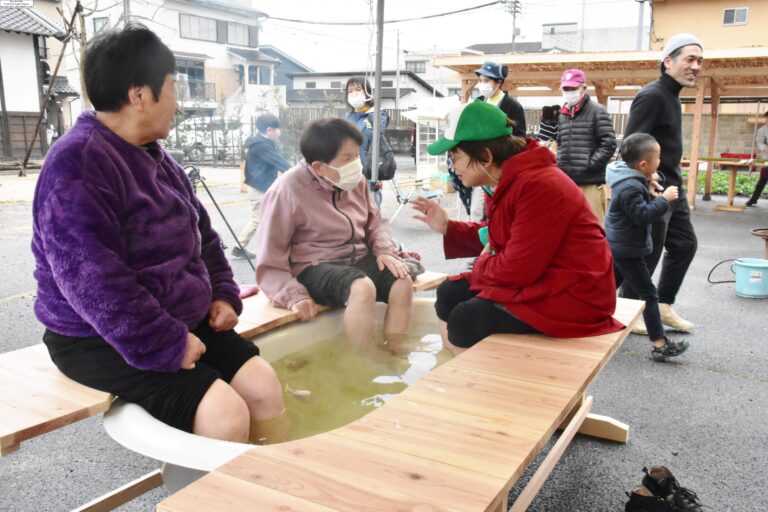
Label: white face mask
xmin=477 ymin=82 xmax=495 ymax=98
xmin=562 ymin=90 xmax=582 ymax=106
xmin=348 ymin=92 xmax=367 ymax=110
xmin=325 ymin=159 xmax=363 ymax=191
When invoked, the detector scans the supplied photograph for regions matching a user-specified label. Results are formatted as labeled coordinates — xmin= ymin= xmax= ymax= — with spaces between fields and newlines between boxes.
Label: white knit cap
xmin=660 ymin=33 xmax=702 ymax=62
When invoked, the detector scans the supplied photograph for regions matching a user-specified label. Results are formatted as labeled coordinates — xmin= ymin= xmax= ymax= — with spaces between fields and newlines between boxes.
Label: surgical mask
xmin=324 ymin=159 xmax=363 ymax=191
xmin=563 ymin=90 xmax=582 ymax=106
xmin=477 ymin=82 xmax=496 ymax=98
xmin=348 ymin=92 xmax=367 ymax=110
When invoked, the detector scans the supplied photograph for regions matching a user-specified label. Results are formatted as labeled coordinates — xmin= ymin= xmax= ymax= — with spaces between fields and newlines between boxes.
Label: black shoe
xmin=642 ymin=466 xmax=704 ymax=511
xmin=651 ymin=338 xmax=690 ymax=362
xmin=231 ymin=246 xmax=255 ymax=259
xmin=746 ymin=200 xmax=757 ymax=207
xmin=625 ymin=485 xmax=676 ymax=512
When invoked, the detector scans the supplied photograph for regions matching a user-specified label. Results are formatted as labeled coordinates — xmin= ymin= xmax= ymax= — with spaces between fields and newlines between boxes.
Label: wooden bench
xmin=157 ymin=298 xmax=643 ymax=512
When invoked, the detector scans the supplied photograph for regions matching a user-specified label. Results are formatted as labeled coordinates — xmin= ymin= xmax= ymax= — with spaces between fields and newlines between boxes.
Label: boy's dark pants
xmin=614 ymin=257 xmax=665 ymax=341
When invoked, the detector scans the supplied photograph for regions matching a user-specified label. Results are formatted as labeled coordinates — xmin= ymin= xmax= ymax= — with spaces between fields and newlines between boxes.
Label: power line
xmin=265 ymin=1 xmax=502 ymax=26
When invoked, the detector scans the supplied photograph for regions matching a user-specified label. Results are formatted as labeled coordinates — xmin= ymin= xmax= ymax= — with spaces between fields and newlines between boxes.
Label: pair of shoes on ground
xmin=231 ymin=246 xmax=255 ymax=259
xmin=625 ymin=466 xmax=704 ymax=511
xmin=631 ymin=304 xmax=695 ymax=335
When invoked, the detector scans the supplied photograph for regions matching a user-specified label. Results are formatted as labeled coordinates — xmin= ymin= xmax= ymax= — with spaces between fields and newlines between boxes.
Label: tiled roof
xmin=465 ymin=42 xmax=544 ymax=54
xmin=286 ymin=88 xmax=414 ymax=103
xmin=0 ymin=7 xmax=65 ymax=39
xmin=228 ymin=47 xmax=279 ymax=63
xmin=45 ymin=77 xmax=79 ymax=97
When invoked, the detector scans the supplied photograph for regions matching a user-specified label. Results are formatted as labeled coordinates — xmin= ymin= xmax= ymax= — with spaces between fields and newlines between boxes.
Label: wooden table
xmin=683 ymin=158 xmax=767 ymax=212
xmin=158 ymin=298 xmax=643 ymax=512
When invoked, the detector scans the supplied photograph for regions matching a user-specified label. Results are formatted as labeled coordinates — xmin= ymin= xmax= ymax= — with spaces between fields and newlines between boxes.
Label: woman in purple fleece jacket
xmin=31 ymin=25 xmax=284 ymax=442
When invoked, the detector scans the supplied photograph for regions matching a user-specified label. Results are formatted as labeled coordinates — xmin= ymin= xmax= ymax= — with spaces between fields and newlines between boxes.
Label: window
xmin=381 ymin=80 xmax=393 ymax=87
xmin=37 ymin=35 xmax=48 ymax=59
xmin=305 ymin=81 xmax=316 ymax=89
xmin=448 ymin=88 xmax=462 ymax=97
xmin=406 ymin=60 xmax=426 ymax=73
xmin=235 ymin=64 xmax=244 ymax=86
xmin=259 ymin=66 xmax=271 ymax=85
xmin=330 ymin=81 xmax=342 ymax=89
xmin=176 ymin=59 xmax=205 ymax=84
xmin=179 ymin=13 xmax=217 ymax=42
xmin=550 ymin=27 xmax=555 ymax=35
xmin=723 ymin=7 xmax=748 ymax=25
xmin=248 ymin=65 xmax=257 ymax=84
xmin=93 ymin=17 xmax=109 ymax=34
xmin=227 ymin=22 xmax=249 ymax=46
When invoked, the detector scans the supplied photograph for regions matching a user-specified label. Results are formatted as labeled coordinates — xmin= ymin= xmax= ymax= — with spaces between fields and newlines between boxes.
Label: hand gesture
xmin=480 ymin=243 xmax=492 ymax=256
xmin=291 ymin=298 xmax=318 ymax=321
xmin=411 ymin=196 xmax=448 ymax=235
xmin=662 ymin=185 xmax=679 ymax=201
xmin=208 ymin=300 xmax=238 ymax=332
xmin=648 ymin=179 xmax=664 ymax=197
xmin=181 ymin=332 xmax=206 ymax=370
xmin=376 ymin=254 xmax=410 ymax=280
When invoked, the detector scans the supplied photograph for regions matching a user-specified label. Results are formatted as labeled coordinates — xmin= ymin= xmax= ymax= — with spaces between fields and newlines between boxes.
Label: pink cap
xmin=561 ymin=69 xmax=586 ymax=88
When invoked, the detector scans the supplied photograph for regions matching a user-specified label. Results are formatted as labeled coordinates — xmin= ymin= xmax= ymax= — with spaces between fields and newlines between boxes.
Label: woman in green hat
xmin=412 ymin=101 xmax=623 ymax=355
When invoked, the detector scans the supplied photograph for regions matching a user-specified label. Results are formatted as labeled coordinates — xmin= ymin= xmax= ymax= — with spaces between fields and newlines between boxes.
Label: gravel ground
xmin=1 ymin=156 xmax=766 ymax=511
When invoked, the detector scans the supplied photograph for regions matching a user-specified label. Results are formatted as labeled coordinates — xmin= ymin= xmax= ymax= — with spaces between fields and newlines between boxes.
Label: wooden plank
xmin=714 ymin=204 xmax=746 ymax=213
xmin=687 ymin=80 xmax=706 ymax=207
xmin=703 ymin=80 xmax=720 ymax=201
xmin=72 ymin=469 xmax=164 ymax=512
xmin=509 ymin=397 xmax=594 ymax=512
xmin=578 ymin=413 xmax=629 ymax=443
xmin=0 ymin=344 xmax=112 ymax=456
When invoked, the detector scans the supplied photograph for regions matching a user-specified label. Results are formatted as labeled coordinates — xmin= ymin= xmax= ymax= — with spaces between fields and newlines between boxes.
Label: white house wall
xmin=0 ymin=33 xmax=41 ymax=112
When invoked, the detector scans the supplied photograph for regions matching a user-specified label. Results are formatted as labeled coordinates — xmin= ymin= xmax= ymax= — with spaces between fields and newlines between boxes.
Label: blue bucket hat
xmin=474 ymin=60 xmax=507 ymax=81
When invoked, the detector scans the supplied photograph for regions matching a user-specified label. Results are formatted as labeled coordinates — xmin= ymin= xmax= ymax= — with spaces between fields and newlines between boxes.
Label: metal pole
xmin=580 ymin=0 xmax=586 ymax=51
xmin=123 ymin=0 xmax=130 ymax=26
xmin=636 ymin=0 xmax=645 ymax=50
xmin=511 ymin=3 xmax=517 ymax=53
xmin=371 ymin=0 xmax=384 ymax=182
xmin=395 ymin=29 xmax=400 ymax=111
xmin=19 ymin=1 xmax=82 ymax=177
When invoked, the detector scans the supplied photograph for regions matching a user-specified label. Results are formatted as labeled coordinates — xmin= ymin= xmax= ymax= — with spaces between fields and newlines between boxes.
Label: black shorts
xmin=43 ymin=319 xmax=261 ymax=433
xmin=297 ymin=253 xmax=398 ymax=308
xmin=434 ymin=278 xmax=539 ymax=348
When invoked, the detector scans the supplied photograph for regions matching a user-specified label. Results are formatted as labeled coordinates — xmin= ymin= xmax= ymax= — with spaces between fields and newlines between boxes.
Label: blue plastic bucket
xmin=731 ymin=258 xmax=768 ymax=298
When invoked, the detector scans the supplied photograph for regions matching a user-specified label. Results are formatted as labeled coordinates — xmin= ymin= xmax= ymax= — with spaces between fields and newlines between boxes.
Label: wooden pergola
xmin=435 ymin=47 xmax=768 ymax=208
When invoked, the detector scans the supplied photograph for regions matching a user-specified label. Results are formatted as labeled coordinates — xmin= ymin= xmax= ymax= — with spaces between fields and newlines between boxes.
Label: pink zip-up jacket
xmin=255 ymin=160 xmax=398 ymax=309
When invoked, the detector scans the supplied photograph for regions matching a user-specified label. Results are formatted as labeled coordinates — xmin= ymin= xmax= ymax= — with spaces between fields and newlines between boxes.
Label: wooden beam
xmin=686 ymin=80 xmax=706 ymax=207
xmin=72 ymin=469 xmax=163 ymax=512
xmin=703 ymin=79 xmax=721 ymax=201
xmin=594 ymin=82 xmax=607 ymax=105
xmin=460 ymin=79 xmax=474 ymax=104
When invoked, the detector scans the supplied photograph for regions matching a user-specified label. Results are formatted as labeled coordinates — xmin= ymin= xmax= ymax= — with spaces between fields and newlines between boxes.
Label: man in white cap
xmin=621 ymin=33 xmax=703 ymax=334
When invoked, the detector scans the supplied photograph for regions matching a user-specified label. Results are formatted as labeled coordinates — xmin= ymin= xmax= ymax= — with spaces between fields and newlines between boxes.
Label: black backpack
xmin=363 ymin=113 xmax=397 ymax=181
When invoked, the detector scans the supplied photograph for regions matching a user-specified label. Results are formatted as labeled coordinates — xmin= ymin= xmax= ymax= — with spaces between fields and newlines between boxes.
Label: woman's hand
xmin=412 ymin=196 xmax=449 ymax=235
xmin=377 ymin=254 xmax=410 ymax=279
xmin=181 ymin=332 xmax=206 ymax=370
xmin=291 ymin=298 xmax=318 ymax=321
xmin=480 ymin=243 xmax=492 ymax=256
xmin=208 ymin=300 xmax=238 ymax=331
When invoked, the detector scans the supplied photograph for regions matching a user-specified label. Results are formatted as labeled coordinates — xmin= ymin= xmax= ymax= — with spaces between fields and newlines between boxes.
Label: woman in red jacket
xmin=413 ymin=101 xmax=623 ymax=355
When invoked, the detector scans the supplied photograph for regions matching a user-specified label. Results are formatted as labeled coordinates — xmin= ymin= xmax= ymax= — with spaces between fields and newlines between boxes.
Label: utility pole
xmin=503 ymin=1 xmax=521 ymax=53
xmin=635 ymin=0 xmax=647 ymax=50
xmin=579 ymin=0 xmax=586 ymax=51
xmin=123 ymin=0 xmax=131 ymax=26
xmin=78 ymin=8 xmax=91 ymax=108
xmin=395 ymin=29 xmax=400 ymax=111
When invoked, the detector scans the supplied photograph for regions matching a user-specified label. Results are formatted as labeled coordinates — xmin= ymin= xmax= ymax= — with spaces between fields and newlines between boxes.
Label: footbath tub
xmin=103 ymin=298 xmax=443 ymax=493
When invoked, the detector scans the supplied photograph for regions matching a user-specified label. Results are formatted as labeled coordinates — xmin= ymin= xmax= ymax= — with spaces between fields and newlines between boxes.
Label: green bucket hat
xmin=427 ymin=101 xmax=514 ymax=155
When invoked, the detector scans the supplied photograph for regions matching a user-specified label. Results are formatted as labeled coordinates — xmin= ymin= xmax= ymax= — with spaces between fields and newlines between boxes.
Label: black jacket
xmin=556 ymin=95 xmax=616 ymax=186
xmin=243 ymin=133 xmax=291 ymax=192
xmin=624 ymin=73 xmax=684 ymax=188
xmin=605 ymin=161 xmax=670 ymax=259
xmin=477 ymin=93 xmax=527 ymax=137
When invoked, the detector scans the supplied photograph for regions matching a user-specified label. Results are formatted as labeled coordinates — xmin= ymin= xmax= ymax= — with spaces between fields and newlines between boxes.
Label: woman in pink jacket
xmin=254 ymin=118 xmax=413 ymax=345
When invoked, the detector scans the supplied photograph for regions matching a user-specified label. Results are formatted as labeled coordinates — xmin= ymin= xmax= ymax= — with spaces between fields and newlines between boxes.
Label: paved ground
xmin=1 ymin=156 xmax=767 ymax=511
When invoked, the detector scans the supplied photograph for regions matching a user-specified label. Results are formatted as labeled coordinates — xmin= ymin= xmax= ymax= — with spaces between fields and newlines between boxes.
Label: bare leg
xmin=344 ymin=277 xmax=377 ymax=345
xmin=383 ymin=276 xmax=413 ymax=336
xmin=229 ymin=356 xmax=287 ymax=444
xmin=193 ymin=379 xmax=250 ymax=442
xmin=439 ymin=319 xmax=467 ymax=357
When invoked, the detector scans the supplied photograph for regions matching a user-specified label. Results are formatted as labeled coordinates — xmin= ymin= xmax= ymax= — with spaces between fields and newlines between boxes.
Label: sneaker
xmin=651 ymin=338 xmax=690 ymax=362
xmin=746 ymin=200 xmax=757 ymax=207
xmin=231 ymin=246 xmax=255 ymax=259
xmin=659 ymin=304 xmax=695 ymax=331
xmin=642 ymin=466 xmax=704 ymax=511
xmin=631 ymin=319 xmax=648 ymax=335
xmin=625 ymin=485 xmax=676 ymax=512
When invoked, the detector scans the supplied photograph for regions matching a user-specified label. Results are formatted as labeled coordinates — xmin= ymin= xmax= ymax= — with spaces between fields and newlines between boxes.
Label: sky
xmin=251 ymin=0 xmax=651 ymax=72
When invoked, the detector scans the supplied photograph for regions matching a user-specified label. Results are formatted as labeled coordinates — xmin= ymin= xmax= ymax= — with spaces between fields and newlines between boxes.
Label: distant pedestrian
xmin=234 ymin=113 xmax=291 ymax=260
xmin=537 ymin=106 xmax=558 ymax=143
xmin=556 ymin=68 xmax=617 ymax=224
xmin=620 ymin=33 xmax=703 ymax=334
xmin=606 ymin=134 xmax=690 ymax=362
xmin=746 ymin=110 xmax=768 ymax=207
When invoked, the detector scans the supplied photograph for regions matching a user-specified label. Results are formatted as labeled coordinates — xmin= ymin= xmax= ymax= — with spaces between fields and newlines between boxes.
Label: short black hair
xmin=620 ymin=133 xmax=659 ymax=168
xmin=660 ymin=46 xmax=684 ymax=74
xmin=344 ymin=76 xmax=374 ymax=112
xmin=300 ymin=118 xmax=362 ymax=164
xmin=84 ymin=23 xmax=175 ymax=112
xmin=256 ymin=113 xmax=280 ymax=133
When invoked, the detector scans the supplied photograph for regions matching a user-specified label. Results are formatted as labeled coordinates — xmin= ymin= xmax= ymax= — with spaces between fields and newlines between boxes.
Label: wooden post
xmin=460 ymin=78 xmax=475 ymax=104
xmin=594 ymin=82 xmax=607 ymax=106
xmin=686 ymin=80 xmax=706 ymax=207
xmin=703 ymin=79 xmax=720 ymax=201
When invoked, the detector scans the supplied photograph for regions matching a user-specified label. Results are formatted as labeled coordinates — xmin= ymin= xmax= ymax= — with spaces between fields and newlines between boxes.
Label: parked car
xmin=164 ymin=116 xmax=251 ymax=163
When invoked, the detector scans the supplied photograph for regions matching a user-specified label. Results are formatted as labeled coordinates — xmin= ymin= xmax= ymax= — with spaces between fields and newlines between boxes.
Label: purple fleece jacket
xmin=32 ymin=112 xmax=242 ymax=372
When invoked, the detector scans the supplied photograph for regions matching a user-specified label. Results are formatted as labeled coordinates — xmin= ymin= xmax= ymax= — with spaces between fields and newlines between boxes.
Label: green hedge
xmin=682 ymin=170 xmax=765 ymax=197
